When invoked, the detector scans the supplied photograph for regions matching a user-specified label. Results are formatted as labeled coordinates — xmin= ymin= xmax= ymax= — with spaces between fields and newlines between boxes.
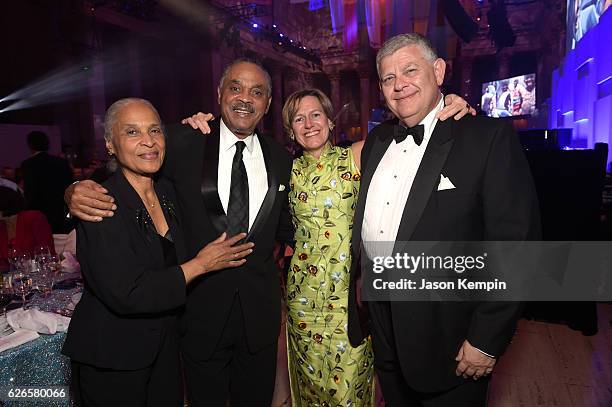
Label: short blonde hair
xmin=282 ymin=88 xmax=334 ymax=137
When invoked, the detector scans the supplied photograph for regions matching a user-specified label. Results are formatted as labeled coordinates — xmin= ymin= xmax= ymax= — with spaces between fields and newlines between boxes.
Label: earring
xmin=289 ymin=132 xmax=295 ymax=140
xmin=107 ymin=150 xmax=114 ymax=156
xmin=329 ymin=122 xmax=335 ymax=131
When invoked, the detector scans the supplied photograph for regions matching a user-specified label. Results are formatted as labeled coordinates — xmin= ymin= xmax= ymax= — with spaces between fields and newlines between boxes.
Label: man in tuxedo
xmin=21 ymin=131 xmax=74 ymax=233
xmin=65 ymin=59 xmax=294 ymax=406
xmin=347 ymin=34 xmax=540 ymax=406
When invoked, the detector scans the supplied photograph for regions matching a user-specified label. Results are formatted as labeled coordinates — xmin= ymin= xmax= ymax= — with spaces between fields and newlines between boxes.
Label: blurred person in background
xmin=20 ymin=131 xmax=74 ymax=233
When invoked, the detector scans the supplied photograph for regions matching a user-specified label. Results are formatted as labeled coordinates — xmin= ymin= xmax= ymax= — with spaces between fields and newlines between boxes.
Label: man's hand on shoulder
xmin=437 ymin=94 xmax=477 ymax=121
xmin=65 ymin=180 xmax=116 ymax=222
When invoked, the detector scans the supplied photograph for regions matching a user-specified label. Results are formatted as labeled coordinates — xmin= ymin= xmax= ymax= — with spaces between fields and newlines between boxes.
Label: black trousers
xmin=369 ymin=301 xmax=489 ymax=407
xmin=70 ymin=324 xmax=182 ymax=407
xmin=182 ymin=293 xmax=277 ymax=407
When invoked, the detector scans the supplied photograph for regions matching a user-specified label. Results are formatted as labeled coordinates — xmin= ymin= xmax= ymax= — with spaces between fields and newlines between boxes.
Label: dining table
xmin=0 ymin=274 xmax=81 ymax=406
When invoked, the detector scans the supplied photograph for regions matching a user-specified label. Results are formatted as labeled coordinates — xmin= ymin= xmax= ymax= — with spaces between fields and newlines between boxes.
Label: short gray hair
xmin=218 ymin=58 xmax=272 ymax=97
xmin=103 ymin=98 xmax=160 ymax=142
xmin=376 ymin=33 xmax=438 ymax=78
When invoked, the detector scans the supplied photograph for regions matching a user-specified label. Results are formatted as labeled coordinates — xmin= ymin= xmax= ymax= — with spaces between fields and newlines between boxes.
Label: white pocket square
xmin=437 ymin=174 xmax=455 ymax=191
xmin=278 ymin=184 xmax=286 ymax=192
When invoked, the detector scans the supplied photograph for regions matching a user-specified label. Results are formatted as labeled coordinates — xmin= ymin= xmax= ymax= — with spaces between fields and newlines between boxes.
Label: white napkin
xmin=66 ymin=292 xmax=82 ymax=311
xmin=60 ymin=251 xmax=80 ymax=273
xmin=0 ymin=329 xmax=40 ymax=353
xmin=6 ymin=308 xmax=71 ymax=334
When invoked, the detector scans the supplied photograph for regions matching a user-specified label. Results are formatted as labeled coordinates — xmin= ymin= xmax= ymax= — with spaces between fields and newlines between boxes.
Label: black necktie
xmin=394 ymin=124 xmax=425 ymax=146
xmin=227 ymin=141 xmax=249 ymax=236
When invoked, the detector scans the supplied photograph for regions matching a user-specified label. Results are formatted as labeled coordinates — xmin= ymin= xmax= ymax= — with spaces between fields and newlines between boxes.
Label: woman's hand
xmin=181 ymin=232 xmax=254 ymax=283
xmin=437 ymin=94 xmax=477 ymax=121
xmin=181 ymin=112 xmax=215 ymax=134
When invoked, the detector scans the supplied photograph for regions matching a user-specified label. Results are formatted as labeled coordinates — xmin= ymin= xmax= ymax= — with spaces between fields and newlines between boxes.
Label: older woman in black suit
xmin=62 ymin=98 xmax=254 ymax=407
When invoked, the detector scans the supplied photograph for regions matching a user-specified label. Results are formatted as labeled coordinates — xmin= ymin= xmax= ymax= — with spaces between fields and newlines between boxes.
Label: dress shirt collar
xmin=219 ymin=119 xmax=255 ymax=153
xmin=398 ymin=93 xmax=444 ymax=143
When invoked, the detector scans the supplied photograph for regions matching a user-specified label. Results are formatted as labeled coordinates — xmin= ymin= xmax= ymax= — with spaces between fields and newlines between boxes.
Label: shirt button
xmin=379 ymin=230 xmax=384 ymax=234
xmin=394 ymin=175 xmax=397 ymax=179
xmin=403 ymin=150 xmax=407 ymax=153
xmin=386 ymin=202 xmax=389 ymax=205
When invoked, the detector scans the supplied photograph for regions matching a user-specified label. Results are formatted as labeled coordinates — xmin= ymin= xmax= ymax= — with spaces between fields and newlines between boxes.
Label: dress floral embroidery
xmin=287 ymin=143 xmax=374 ymax=407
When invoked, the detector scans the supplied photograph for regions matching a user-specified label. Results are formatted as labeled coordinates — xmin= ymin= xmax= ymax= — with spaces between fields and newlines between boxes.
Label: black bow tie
xmin=394 ymin=124 xmax=425 ymax=146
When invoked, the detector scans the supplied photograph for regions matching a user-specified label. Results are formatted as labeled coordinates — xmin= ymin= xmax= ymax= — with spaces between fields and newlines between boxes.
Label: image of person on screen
xmin=481 ymin=85 xmax=496 ymax=115
xmin=574 ymin=0 xmax=604 ymax=43
xmin=496 ymin=81 xmax=512 ymax=117
xmin=482 ymin=94 xmax=498 ymax=118
xmin=521 ymin=74 xmax=536 ymax=115
xmin=510 ymin=79 xmax=524 ymax=116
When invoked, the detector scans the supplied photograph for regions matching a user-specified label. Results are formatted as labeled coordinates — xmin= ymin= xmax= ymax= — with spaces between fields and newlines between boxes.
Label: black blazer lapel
xmin=110 ymin=171 xmax=164 ymax=264
xmin=351 ymin=130 xmax=394 ymax=252
xmin=155 ymin=181 xmax=187 ymax=262
xmin=394 ymin=119 xmax=454 ymax=244
xmin=246 ymin=132 xmax=278 ymax=241
xmin=200 ymin=120 xmax=227 ymax=235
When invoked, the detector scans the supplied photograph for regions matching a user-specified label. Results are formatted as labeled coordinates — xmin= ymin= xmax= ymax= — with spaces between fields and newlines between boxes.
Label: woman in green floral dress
xmin=282 ymin=89 xmax=371 ymax=407
xmin=181 ymin=90 xmax=473 ymax=407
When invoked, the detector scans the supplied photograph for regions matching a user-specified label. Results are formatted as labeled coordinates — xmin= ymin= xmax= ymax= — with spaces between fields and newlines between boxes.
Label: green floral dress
xmin=286 ymin=143 xmax=374 ymax=407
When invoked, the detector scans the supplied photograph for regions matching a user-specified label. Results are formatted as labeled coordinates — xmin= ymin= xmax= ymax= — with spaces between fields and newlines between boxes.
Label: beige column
xmin=359 ymin=71 xmax=370 ymax=141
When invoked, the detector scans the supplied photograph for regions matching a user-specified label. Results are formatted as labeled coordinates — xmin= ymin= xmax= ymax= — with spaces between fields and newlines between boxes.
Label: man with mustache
xmin=66 ymin=58 xmax=475 ymax=405
xmin=66 ymin=59 xmax=295 ymax=406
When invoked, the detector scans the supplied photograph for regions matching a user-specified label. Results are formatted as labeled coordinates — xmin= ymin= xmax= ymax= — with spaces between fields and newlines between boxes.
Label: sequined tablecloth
xmin=0 ymin=286 xmax=80 ymax=406
xmin=0 ymin=332 xmax=71 ymax=406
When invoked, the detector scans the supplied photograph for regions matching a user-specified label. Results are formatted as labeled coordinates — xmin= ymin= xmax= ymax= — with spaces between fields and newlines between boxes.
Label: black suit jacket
xmin=21 ymin=152 xmax=73 ymax=233
xmin=348 ymin=115 xmax=541 ymax=392
xmin=62 ymin=171 xmax=188 ymax=370
xmin=161 ymin=119 xmax=294 ymax=361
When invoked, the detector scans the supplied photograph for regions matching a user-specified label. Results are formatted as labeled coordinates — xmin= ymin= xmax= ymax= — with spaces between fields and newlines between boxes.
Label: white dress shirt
xmin=218 ymin=119 xmax=268 ymax=231
xmin=361 ymin=97 xmax=497 ymax=359
xmin=362 ymin=96 xmax=444 ymax=247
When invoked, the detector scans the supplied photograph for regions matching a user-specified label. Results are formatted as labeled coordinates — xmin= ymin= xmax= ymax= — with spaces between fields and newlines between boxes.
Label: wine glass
xmin=7 ymin=248 xmax=19 ymax=273
xmin=12 ymin=271 xmax=32 ymax=309
xmin=0 ymin=285 xmax=13 ymax=315
xmin=47 ymin=254 xmax=61 ymax=289
xmin=34 ymin=245 xmax=50 ymax=270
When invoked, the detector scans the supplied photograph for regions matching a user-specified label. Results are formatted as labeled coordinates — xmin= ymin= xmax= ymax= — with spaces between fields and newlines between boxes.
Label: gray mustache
xmin=232 ymin=102 xmax=254 ymax=113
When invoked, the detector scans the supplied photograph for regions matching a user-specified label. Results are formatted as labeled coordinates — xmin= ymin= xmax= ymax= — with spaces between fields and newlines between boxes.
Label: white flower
xmin=339 ymin=253 xmax=347 ymax=261
xmin=307 ymin=364 xmax=315 ymax=374
xmin=297 ymin=311 xmax=305 ymax=317
xmin=303 ymin=242 xmax=308 ymax=249
xmin=331 ymin=271 xmax=342 ymax=282
xmin=330 ymin=179 xmax=337 ymax=188
xmin=324 ymin=197 xmax=333 ymax=208
xmin=336 ymin=341 xmax=347 ymax=353
xmin=299 ymin=297 xmax=309 ymax=305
